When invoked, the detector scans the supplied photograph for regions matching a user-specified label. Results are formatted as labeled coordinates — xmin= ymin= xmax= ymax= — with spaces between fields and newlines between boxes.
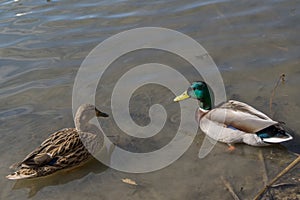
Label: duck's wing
xmin=204 ymin=100 xmax=278 ymax=133
xmin=220 ymin=100 xmax=273 ymax=120
xmin=10 ymin=128 xmax=86 ymax=169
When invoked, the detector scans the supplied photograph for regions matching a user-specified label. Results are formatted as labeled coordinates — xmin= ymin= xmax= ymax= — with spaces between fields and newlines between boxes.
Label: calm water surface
xmin=0 ymin=0 xmax=299 ymax=199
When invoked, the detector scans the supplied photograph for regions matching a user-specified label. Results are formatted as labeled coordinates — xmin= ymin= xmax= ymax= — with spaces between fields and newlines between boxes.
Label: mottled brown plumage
xmin=6 ymin=104 xmax=108 ymax=180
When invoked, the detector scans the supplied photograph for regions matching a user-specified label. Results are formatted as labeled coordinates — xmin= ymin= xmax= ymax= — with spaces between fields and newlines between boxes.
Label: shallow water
xmin=1 ymin=0 xmax=299 ymax=199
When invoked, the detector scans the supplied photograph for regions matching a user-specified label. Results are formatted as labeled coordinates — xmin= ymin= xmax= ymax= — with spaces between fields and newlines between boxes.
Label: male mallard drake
xmin=6 ymin=104 xmax=108 ymax=180
xmin=174 ymin=81 xmax=293 ymax=148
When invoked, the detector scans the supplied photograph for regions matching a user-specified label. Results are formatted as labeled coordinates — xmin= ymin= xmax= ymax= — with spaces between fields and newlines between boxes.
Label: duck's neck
xmin=75 ymin=113 xmax=100 ymax=136
xmin=199 ymin=95 xmax=212 ymax=110
xmin=75 ymin=117 xmax=83 ymax=132
xmin=75 ymin=114 xmax=89 ymax=132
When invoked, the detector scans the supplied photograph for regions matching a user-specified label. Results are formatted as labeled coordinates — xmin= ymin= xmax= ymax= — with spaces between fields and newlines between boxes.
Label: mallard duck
xmin=174 ymin=81 xmax=293 ymax=148
xmin=6 ymin=104 xmax=108 ymax=180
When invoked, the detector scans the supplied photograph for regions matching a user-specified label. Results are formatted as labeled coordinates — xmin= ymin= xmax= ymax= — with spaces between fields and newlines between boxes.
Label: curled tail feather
xmin=6 ymin=165 xmax=60 ymax=180
xmin=6 ymin=168 xmax=38 ymax=180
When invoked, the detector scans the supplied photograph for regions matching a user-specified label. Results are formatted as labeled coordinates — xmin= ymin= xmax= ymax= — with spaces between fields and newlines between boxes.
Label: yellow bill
xmin=174 ymin=91 xmax=190 ymax=102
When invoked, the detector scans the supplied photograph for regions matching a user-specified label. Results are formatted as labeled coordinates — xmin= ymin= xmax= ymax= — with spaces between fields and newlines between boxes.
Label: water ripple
xmin=0 ymin=73 xmax=72 ymax=99
xmin=0 ymin=105 xmax=33 ymax=120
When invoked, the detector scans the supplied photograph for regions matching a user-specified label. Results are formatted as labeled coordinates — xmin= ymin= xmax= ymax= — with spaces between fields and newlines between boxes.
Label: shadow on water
xmin=281 ymin=128 xmax=300 ymax=155
xmin=11 ymin=158 xmax=108 ymax=198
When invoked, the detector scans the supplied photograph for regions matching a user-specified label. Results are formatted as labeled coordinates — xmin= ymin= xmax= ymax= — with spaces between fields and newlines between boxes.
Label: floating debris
xmin=269 ymin=73 xmax=286 ymax=117
xmin=121 ymin=178 xmax=138 ymax=186
xmin=253 ymin=155 xmax=300 ymax=200
xmin=220 ymin=176 xmax=240 ymax=200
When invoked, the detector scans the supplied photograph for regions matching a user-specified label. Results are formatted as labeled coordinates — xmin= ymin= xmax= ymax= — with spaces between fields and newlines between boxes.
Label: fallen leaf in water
xmin=121 ymin=178 xmax=138 ymax=185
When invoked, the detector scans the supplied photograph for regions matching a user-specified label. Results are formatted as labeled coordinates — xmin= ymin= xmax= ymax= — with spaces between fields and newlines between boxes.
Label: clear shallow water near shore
xmin=0 ymin=0 xmax=299 ymax=199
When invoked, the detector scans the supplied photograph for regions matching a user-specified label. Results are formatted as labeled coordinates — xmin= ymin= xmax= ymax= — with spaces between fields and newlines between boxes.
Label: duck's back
xmin=6 ymin=128 xmax=91 ymax=180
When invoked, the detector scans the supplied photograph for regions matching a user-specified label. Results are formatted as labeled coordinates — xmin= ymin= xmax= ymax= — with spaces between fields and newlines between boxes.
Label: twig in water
xmin=253 ymin=155 xmax=300 ymax=200
xmin=221 ymin=176 xmax=241 ymax=200
xmin=258 ymin=150 xmax=268 ymax=185
xmin=271 ymin=183 xmax=296 ymax=188
xmin=269 ymin=73 xmax=286 ymax=117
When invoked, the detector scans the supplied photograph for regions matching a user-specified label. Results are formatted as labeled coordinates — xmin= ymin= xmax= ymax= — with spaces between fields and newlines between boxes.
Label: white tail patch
xmin=262 ymin=133 xmax=293 ymax=143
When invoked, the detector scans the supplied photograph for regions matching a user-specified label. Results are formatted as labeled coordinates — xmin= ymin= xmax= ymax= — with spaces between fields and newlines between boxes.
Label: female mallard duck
xmin=6 ymin=104 xmax=108 ymax=180
xmin=174 ymin=81 xmax=293 ymax=148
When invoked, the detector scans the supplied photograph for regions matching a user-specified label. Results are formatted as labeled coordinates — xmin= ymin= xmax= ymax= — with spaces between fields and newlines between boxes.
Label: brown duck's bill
xmin=174 ymin=91 xmax=190 ymax=102
xmin=95 ymin=109 xmax=109 ymax=117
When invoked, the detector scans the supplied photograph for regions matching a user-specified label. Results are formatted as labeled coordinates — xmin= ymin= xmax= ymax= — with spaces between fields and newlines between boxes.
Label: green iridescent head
xmin=174 ymin=81 xmax=213 ymax=110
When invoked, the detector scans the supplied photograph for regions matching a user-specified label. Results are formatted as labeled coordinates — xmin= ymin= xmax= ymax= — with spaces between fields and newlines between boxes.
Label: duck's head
xmin=76 ymin=104 xmax=109 ymax=121
xmin=174 ymin=81 xmax=212 ymax=110
xmin=75 ymin=104 xmax=109 ymax=133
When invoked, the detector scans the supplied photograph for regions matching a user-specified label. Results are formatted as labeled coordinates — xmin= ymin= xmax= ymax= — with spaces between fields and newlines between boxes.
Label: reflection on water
xmin=0 ymin=0 xmax=299 ymax=199
xmin=12 ymin=158 xmax=108 ymax=198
